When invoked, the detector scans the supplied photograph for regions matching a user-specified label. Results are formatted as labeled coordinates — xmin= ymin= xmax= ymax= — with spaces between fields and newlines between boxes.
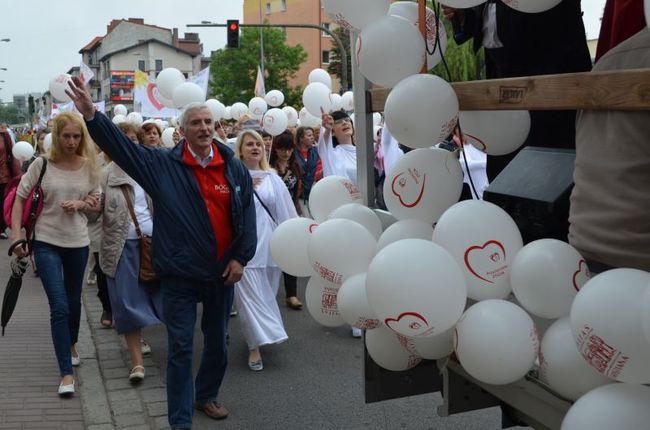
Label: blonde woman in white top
xmin=10 ymin=112 xmax=100 ymax=397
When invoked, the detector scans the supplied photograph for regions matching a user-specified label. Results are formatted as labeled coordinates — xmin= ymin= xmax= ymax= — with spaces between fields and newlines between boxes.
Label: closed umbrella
xmin=2 ymin=242 xmax=29 ymax=336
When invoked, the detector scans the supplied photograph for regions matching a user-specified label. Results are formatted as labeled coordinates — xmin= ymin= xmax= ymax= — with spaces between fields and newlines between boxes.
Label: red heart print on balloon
xmin=391 ymin=168 xmax=427 ymax=208
xmin=146 ymin=83 xmax=164 ymax=111
xmin=463 ymin=240 xmax=507 ymax=284
xmin=384 ymin=311 xmax=433 ymax=337
xmin=572 ymin=259 xmax=590 ymax=292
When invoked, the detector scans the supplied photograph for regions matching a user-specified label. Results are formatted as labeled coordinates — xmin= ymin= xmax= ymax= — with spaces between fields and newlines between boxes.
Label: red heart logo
xmin=463 ymin=240 xmax=507 ymax=284
xmin=572 ymin=259 xmax=590 ymax=292
xmin=391 ymin=169 xmax=427 ymax=208
xmin=384 ymin=311 xmax=432 ymax=337
xmin=146 ymin=83 xmax=164 ymax=111
xmin=308 ymin=223 xmax=318 ymax=233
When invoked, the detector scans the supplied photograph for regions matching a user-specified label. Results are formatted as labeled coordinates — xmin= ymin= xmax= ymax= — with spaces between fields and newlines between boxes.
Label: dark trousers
xmin=92 ymin=252 xmax=111 ymax=314
xmin=283 ymin=272 xmax=297 ymax=298
xmin=162 ymin=277 xmax=233 ymax=428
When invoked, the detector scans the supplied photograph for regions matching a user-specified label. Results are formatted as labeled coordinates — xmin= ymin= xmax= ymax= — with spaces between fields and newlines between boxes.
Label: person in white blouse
xmin=318 ymin=110 xmax=358 ymax=184
xmin=234 ymin=130 xmax=298 ymax=371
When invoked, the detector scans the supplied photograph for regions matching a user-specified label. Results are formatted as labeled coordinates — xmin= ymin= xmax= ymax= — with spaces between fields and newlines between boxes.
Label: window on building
xmin=322 ymin=22 xmax=331 ymax=37
xmin=280 ymin=0 xmax=286 ymax=11
xmin=322 ymin=50 xmax=331 ymax=64
xmin=266 ymin=2 xmax=271 ymax=14
xmin=138 ymin=60 xmax=145 ymax=72
xmin=155 ymin=59 xmax=163 ymax=75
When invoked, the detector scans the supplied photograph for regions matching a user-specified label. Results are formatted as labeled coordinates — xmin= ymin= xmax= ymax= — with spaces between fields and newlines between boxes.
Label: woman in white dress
xmin=318 ymin=110 xmax=358 ymax=184
xmin=234 ymin=130 xmax=298 ymax=371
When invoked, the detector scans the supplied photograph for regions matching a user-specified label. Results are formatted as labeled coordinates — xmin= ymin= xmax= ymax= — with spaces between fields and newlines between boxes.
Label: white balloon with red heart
xmin=411 ymin=328 xmax=454 ymax=360
xmin=248 ymin=96 xmax=268 ymax=119
xmin=330 ymin=203 xmax=383 ymax=240
xmin=262 ymin=108 xmax=288 ymax=136
xmin=366 ymin=324 xmax=422 ymax=371
xmin=377 ymin=219 xmax=434 ymax=252
xmin=308 ymin=175 xmax=363 ymax=222
xmin=305 ymin=276 xmax=345 ymax=327
xmin=303 ymin=82 xmax=333 ymax=117
xmin=282 ymin=106 xmax=299 ymax=127
xmin=388 ymin=1 xmax=447 ymax=70
xmin=264 ymin=89 xmax=285 ymax=107
xmin=385 ymin=74 xmax=459 ymax=148
xmin=230 ymin=102 xmax=249 ymax=120
xmin=460 ymin=110 xmax=531 ymax=156
xmin=270 ymin=217 xmax=318 ymax=277
xmin=337 ymin=273 xmax=381 ymax=330
xmin=322 ymin=0 xmax=391 ymax=33
xmin=570 ymin=268 xmax=650 ymax=384
xmin=433 ymin=200 xmax=523 ymax=301
xmin=383 ymin=148 xmax=463 ymax=225
xmin=511 ymin=239 xmax=590 ymax=319
xmin=502 ymin=0 xmax=562 ymax=13
xmin=356 ymin=15 xmax=426 ymax=88
xmin=455 ymin=300 xmax=539 ymax=385
xmin=308 ymin=219 xmax=376 ymax=287
xmin=366 ymin=239 xmax=467 ymax=338
xmin=49 ymin=73 xmax=73 ymax=102
xmin=539 ymin=317 xmax=611 ymax=401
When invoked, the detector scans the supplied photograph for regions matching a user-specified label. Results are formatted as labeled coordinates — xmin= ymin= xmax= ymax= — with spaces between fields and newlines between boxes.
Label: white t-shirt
xmin=126 ymin=183 xmax=153 ymax=239
xmin=318 ymin=128 xmax=358 ymax=184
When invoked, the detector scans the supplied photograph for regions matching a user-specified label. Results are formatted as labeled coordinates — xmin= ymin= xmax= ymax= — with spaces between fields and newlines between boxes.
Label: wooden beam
xmin=368 ymin=69 xmax=650 ymax=112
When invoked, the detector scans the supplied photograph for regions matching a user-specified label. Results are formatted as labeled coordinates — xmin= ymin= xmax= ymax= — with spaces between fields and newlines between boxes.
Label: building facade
xmin=243 ymin=0 xmax=340 ymax=91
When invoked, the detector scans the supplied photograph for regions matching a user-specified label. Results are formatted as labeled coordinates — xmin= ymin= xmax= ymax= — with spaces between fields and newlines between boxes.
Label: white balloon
xmin=385 ymin=74 xmax=458 ymax=148
xmin=539 ymin=318 xmax=611 ymax=401
xmin=206 ymin=99 xmax=225 ymax=121
xmin=230 ymin=102 xmax=249 ymax=120
xmin=432 ymin=200 xmax=523 ymax=301
xmin=270 ymin=217 xmax=318 ymax=277
xmin=330 ymin=203 xmax=383 ymax=240
xmin=248 ymin=96 xmax=268 ymax=119
xmin=337 ymin=273 xmax=381 ymax=330
xmin=372 ymin=112 xmax=382 ymax=127
xmin=570 ymin=268 xmax=650 ymax=384
xmin=113 ymin=104 xmax=128 ymax=117
xmin=48 ymin=73 xmax=73 ymax=102
xmin=224 ymin=106 xmax=233 ymax=120
xmin=308 ymin=219 xmax=376 ymax=287
xmin=154 ymin=119 xmax=164 ymax=132
xmin=511 ymin=239 xmax=590 ymax=319
xmin=322 ymin=0 xmax=391 ymax=32
xmin=43 ymin=133 xmax=52 ymax=153
xmin=329 ymin=93 xmax=343 ymax=112
xmin=441 ymin=0 xmax=486 ymax=7
xmin=460 ymin=110 xmax=531 ymax=156
xmin=308 ymin=175 xmax=363 ymax=222
xmin=341 ymin=91 xmax=354 ymax=111
xmin=161 ymin=128 xmax=176 ymax=148
xmin=502 ymin=0 xmax=562 ymax=13
xmin=126 ymin=111 xmax=143 ymax=127
xmin=262 ymin=108 xmax=289 ymax=137
xmin=303 ymin=82 xmax=333 ymax=117
xmin=455 ymin=300 xmax=538 ymax=385
xmin=366 ymin=324 xmax=422 ymax=371
xmin=561 ymin=383 xmax=650 ymax=430
xmin=305 ymin=276 xmax=345 ymax=327
xmin=112 ymin=114 xmax=126 ymax=125
xmin=172 ymin=82 xmax=205 ymax=108
xmin=157 ymin=92 xmax=176 ymax=109
xmin=356 ymin=15 xmax=426 ymax=88
xmin=411 ymin=328 xmax=454 ymax=360
xmin=282 ymin=106 xmax=299 ymax=127
xmin=264 ymin=89 xmax=285 ymax=107
xmin=389 ymin=1 xmax=448 ymax=70
xmin=298 ymin=108 xmax=321 ymax=128
xmin=308 ymin=68 xmax=332 ymax=89
xmin=366 ymin=239 xmax=467 ymax=338
xmin=376 ymin=219 xmax=434 ymax=252
xmin=383 ymin=148 xmax=463 ymax=224
xmin=156 ymin=68 xmax=186 ymax=100
xmin=12 ymin=141 xmax=34 ymax=162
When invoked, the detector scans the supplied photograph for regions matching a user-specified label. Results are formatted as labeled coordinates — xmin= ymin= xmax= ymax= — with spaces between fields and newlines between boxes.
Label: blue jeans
xmin=33 ymin=240 xmax=89 ymax=377
xmin=162 ymin=277 xmax=233 ymax=428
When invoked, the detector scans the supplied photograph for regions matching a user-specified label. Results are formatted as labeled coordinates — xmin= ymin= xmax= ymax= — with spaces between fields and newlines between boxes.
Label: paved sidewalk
xmin=0 ymin=251 xmax=84 ymax=430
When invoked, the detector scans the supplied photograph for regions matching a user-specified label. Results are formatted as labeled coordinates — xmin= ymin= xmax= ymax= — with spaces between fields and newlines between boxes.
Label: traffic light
xmin=227 ymin=19 xmax=240 ymax=48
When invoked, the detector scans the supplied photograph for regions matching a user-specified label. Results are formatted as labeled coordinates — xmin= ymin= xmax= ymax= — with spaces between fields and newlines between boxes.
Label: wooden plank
xmin=368 ymin=69 xmax=650 ymax=112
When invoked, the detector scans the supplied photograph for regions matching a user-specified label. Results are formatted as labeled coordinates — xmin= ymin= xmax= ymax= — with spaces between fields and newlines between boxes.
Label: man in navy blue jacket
xmin=67 ymin=77 xmax=256 ymax=429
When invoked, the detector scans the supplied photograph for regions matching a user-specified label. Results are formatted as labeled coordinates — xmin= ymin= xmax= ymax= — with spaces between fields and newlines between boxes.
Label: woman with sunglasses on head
xmin=318 ymin=110 xmax=357 ymax=184
xmin=269 ymin=131 xmax=304 ymax=310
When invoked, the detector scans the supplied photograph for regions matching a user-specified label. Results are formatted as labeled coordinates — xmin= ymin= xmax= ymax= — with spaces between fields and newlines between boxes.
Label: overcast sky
xmin=0 ymin=0 xmax=606 ymax=101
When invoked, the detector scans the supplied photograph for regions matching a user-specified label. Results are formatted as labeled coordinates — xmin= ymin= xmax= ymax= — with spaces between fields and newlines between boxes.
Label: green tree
xmin=430 ymin=17 xmax=485 ymax=82
xmin=209 ymin=26 xmax=307 ymax=106
xmin=0 ymin=104 xmax=22 ymax=124
xmin=327 ymin=26 xmax=351 ymax=91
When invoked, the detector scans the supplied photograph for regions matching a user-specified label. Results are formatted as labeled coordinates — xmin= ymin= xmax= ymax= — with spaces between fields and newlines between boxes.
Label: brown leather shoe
xmin=195 ymin=400 xmax=229 ymax=420
xmin=286 ymin=296 xmax=303 ymax=310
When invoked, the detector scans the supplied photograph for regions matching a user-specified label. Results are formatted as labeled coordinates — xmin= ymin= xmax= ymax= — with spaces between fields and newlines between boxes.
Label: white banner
xmin=51 ymin=100 xmax=105 ymax=118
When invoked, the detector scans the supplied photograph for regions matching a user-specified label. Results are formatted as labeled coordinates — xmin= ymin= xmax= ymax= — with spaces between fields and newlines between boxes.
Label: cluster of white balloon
xmin=110 ymin=104 xmax=179 ymax=148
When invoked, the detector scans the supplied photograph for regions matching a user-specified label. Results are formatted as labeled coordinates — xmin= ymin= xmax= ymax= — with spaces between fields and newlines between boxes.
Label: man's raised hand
xmin=65 ymin=76 xmax=96 ymax=121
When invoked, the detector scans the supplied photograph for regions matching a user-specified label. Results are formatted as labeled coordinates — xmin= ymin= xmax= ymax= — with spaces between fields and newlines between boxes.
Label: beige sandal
xmin=129 ymin=365 xmax=145 ymax=384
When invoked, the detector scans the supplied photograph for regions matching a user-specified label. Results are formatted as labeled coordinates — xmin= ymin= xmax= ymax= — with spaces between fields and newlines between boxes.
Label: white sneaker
xmin=351 ymin=327 xmax=363 ymax=338
xmin=86 ymin=272 xmax=96 ymax=285
xmin=58 ymin=381 xmax=75 ymax=397
xmin=141 ymin=339 xmax=151 ymax=355
xmin=71 ymin=355 xmax=81 ymax=367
